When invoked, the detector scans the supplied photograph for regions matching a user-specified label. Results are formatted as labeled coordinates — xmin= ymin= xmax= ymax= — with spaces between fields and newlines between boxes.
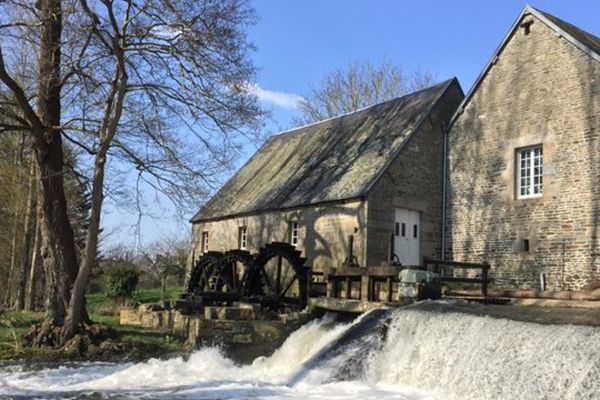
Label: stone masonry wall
xmin=189 ymin=200 xmax=367 ymax=276
xmin=367 ymin=81 xmax=464 ymax=266
xmin=447 ymin=13 xmax=600 ymax=290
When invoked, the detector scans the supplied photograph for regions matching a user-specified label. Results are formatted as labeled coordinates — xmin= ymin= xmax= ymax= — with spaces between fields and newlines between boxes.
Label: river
xmin=1 ymin=302 xmax=599 ymax=399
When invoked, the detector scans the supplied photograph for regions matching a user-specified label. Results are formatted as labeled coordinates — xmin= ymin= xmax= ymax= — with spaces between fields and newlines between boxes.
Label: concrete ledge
xmin=511 ymin=298 xmax=600 ymax=309
xmin=308 ymin=297 xmax=395 ymax=313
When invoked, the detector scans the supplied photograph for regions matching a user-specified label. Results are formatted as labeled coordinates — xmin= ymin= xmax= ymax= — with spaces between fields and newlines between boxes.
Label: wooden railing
xmin=423 ymin=257 xmax=491 ymax=300
xmin=323 ymin=266 xmax=401 ymax=302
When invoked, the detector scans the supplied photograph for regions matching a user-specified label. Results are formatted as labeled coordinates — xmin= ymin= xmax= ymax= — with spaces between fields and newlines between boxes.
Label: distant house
xmin=190 ymin=79 xmax=464 ymax=271
xmin=446 ymin=6 xmax=600 ymax=290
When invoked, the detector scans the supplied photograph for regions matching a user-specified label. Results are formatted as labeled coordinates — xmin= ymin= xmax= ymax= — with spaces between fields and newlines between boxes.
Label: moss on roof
xmin=192 ymin=79 xmax=459 ymax=222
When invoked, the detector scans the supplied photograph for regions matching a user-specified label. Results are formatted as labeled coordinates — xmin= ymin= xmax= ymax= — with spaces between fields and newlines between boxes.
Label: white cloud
xmin=248 ymin=84 xmax=304 ymax=110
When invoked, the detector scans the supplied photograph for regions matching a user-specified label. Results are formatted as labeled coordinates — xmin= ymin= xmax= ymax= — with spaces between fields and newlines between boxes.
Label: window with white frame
xmin=290 ymin=222 xmax=299 ymax=247
xmin=239 ymin=226 xmax=248 ymax=250
xmin=517 ymin=145 xmax=543 ymax=199
xmin=201 ymin=231 xmax=209 ymax=253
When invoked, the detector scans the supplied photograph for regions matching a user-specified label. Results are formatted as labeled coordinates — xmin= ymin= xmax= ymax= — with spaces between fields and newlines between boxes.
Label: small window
xmin=290 ymin=222 xmax=299 ymax=247
xmin=523 ymin=239 xmax=530 ymax=252
xmin=413 ymin=224 xmax=418 ymax=238
xmin=401 ymin=223 xmax=406 ymax=237
xmin=201 ymin=231 xmax=209 ymax=253
xmin=395 ymin=222 xmax=400 ymax=236
xmin=517 ymin=145 xmax=543 ymax=199
xmin=238 ymin=226 xmax=247 ymax=250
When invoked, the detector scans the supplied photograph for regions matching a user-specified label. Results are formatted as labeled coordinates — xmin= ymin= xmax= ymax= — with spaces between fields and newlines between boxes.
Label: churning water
xmin=1 ymin=302 xmax=600 ymax=400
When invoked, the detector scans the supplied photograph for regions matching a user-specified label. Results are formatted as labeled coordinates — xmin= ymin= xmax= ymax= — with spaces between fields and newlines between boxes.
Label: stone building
xmin=190 ymin=79 xmax=463 ymax=272
xmin=446 ymin=6 xmax=600 ymax=290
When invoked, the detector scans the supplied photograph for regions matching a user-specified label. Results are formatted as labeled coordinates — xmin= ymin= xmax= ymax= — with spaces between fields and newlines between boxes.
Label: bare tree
xmin=295 ymin=59 xmax=437 ymax=125
xmin=140 ymin=235 xmax=189 ymax=306
xmin=1 ymin=0 xmax=263 ymax=341
xmin=0 ymin=0 xmax=79 ymax=325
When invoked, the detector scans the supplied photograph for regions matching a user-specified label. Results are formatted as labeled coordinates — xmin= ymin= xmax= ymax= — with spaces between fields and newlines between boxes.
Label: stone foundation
xmin=120 ymin=303 xmax=311 ymax=363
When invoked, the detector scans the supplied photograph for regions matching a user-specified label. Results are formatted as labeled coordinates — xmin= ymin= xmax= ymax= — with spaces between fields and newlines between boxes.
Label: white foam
xmin=2 ymin=306 xmax=599 ymax=399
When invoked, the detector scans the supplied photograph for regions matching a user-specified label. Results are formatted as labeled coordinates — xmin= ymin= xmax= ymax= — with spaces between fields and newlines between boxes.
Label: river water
xmin=1 ymin=302 xmax=599 ymax=399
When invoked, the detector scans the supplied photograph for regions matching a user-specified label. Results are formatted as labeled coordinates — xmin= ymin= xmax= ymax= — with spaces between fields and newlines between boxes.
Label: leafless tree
xmin=140 ymin=235 xmax=189 ymax=305
xmin=295 ymin=59 xmax=437 ymax=125
xmin=0 ymin=0 xmax=264 ymax=340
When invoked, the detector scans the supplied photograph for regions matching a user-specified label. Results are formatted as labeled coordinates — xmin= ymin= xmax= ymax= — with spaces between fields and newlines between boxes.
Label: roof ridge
xmin=448 ymin=5 xmax=600 ymax=128
xmin=527 ymin=5 xmax=600 ymax=59
xmin=269 ymin=78 xmax=456 ymax=140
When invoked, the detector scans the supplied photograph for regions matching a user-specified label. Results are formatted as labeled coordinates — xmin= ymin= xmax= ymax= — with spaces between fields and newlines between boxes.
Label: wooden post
xmin=482 ymin=263 xmax=490 ymax=302
xmin=345 ymin=277 xmax=351 ymax=299
xmin=387 ymin=277 xmax=393 ymax=302
xmin=361 ymin=275 xmax=370 ymax=301
xmin=348 ymin=235 xmax=354 ymax=262
xmin=389 ymin=233 xmax=395 ymax=264
xmin=276 ymin=255 xmax=282 ymax=295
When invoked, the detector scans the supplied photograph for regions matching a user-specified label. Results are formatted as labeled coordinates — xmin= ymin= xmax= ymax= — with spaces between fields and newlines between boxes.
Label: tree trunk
xmin=160 ymin=272 xmax=167 ymax=307
xmin=25 ymin=212 xmax=42 ymax=311
xmin=16 ymin=161 xmax=37 ymax=311
xmin=5 ymin=209 xmax=20 ymax=308
xmin=34 ymin=0 xmax=79 ymax=324
xmin=64 ymin=152 xmax=107 ymax=337
xmin=63 ymin=25 xmax=128 ymax=338
xmin=5 ymin=146 xmax=22 ymax=308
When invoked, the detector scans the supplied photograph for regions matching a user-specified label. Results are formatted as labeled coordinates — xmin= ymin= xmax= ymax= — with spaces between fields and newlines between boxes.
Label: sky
xmin=101 ymin=0 xmax=600 ymax=250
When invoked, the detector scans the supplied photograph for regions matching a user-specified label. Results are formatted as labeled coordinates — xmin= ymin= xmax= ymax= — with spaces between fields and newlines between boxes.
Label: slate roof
xmin=191 ymin=78 xmax=460 ymax=222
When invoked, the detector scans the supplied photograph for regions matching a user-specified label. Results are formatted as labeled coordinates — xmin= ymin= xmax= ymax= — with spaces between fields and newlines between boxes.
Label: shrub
xmin=105 ymin=262 xmax=139 ymax=303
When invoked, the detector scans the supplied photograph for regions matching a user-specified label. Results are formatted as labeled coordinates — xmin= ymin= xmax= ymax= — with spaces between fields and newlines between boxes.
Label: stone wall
xmin=447 ymin=13 xmax=600 ymax=290
xmin=367 ymin=81 xmax=464 ymax=266
xmin=120 ymin=304 xmax=310 ymax=363
xmin=190 ymin=200 xmax=367 ymax=274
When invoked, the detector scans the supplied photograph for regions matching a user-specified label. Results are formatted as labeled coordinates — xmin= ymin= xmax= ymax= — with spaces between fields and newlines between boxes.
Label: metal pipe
xmin=441 ymin=123 xmax=449 ymax=261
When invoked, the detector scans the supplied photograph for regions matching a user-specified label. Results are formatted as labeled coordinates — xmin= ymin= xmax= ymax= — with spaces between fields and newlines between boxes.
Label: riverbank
xmin=0 ymin=310 xmax=192 ymax=363
xmin=0 ymin=288 xmax=191 ymax=363
xmin=2 ymin=302 xmax=599 ymax=400
xmin=3 ymin=296 xmax=600 ymax=364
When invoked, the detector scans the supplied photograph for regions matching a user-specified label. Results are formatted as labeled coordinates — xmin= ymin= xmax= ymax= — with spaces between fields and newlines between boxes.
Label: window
xmin=401 ymin=223 xmax=406 ymax=237
xmin=517 ymin=145 xmax=543 ymax=199
xmin=413 ymin=224 xmax=418 ymax=238
xmin=290 ymin=222 xmax=299 ymax=247
xmin=395 ymin=222 xmax=400 ymax=236
xmin=239 ymin=226 xmax=248 ymax=250
xmin=523 ymin=239 xmax=530 ymax=252
xmin=201 ymin=231 xmax=209 ymax=253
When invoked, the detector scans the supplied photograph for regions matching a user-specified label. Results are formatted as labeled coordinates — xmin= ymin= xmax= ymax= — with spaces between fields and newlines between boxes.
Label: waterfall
xmin=1 ymin=302 xmax=599 ymax=399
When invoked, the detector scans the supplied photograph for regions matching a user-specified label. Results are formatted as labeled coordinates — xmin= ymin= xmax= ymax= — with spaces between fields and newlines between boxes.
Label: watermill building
xmin=190 ymin=79 xmax=464 ymax=272
xmin=189 ymin=5 xmax=600 ymax=293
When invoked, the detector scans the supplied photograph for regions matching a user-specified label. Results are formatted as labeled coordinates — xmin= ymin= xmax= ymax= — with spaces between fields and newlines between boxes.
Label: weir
xmin=3 ymin=302 xmax=600 ymax=400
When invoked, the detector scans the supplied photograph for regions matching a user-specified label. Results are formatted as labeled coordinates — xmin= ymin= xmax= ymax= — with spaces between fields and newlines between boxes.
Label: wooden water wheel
xmin=248 ymin=242 xmax=310 ymax=307
xmin=186 ymin=251 xmax=223 ymax=294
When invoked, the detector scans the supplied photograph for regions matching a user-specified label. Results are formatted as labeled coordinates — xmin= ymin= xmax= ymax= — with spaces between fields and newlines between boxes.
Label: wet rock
xmin=99 ymin=339 xmax=120 ymax=353
xmin=62 ymin=334 xmax=92 ymax=357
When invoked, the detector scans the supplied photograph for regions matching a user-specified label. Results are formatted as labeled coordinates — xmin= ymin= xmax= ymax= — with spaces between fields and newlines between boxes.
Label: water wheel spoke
xmin=260 ymin=265 xmax=276 ymax=294
xmin=280 ymin=275 xmax=297 ymax=298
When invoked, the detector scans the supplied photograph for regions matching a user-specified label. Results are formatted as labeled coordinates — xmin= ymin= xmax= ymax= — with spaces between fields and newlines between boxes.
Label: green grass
xmin=0 ymin=311 xmax=42 ymax=351
xmin=0 ymin=287 xmax=188 ymax=361
xmin=86 ymin=287 xmax=183 ymax=315
xmin=134 ymin=287 xmax=184 ymax=303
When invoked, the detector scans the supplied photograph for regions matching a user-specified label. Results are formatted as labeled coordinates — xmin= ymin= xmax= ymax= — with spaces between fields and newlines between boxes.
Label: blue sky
xmin=101 ymin=0 xmax=600 ymax=249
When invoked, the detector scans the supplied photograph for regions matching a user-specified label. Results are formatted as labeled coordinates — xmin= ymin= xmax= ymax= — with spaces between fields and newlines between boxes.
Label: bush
xmin=105 ymin=262 xmax=139 ymax=303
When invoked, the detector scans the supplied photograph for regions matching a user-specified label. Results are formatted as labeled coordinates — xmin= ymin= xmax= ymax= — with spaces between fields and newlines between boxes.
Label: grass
xmin=86 ymin=286 xmax=183 ymax=315
xmin=0 ymin=287 xmax=188 ymax=361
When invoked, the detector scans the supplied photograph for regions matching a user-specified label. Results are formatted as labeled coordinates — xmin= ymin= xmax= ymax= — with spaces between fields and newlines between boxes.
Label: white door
xmin=394 ymin=208 xmax=421 ymax=266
